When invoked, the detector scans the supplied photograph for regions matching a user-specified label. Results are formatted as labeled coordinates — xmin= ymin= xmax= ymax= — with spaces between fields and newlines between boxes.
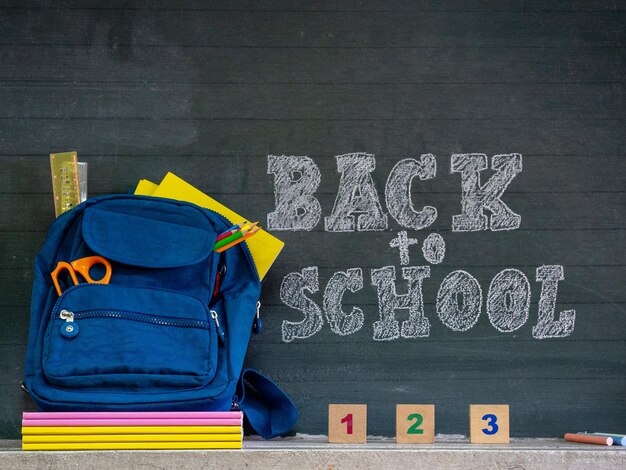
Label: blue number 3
xmin=481 ymin=413 xmax=499 ymax=435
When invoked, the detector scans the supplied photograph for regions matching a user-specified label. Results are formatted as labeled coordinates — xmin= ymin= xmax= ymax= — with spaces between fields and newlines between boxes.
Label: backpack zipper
xmin=56 ymin=308 xmax=215 ymax=339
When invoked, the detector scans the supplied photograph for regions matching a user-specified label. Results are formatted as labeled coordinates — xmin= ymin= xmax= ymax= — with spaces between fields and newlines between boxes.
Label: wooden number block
xmin=469 ymin=404 xmax=510 ymax=444
xmin=396 ymin=404 xmax=435 ymax=444
xmin=328 ymin=404 xmax=367 ymax=443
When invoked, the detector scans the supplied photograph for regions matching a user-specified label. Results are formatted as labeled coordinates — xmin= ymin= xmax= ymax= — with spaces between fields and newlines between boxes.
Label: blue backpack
xmin=23 ymin=194 xmax=297 ymax=439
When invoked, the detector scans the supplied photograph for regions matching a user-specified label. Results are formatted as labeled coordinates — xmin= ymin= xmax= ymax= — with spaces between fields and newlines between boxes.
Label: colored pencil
xmin=213 ymin=224 xmax=256 ymax=250
xmin=23 ymin=433 xmax=241 ymax=443
xmin=578 ymin=432 xmax=626 ymax=446
xmin=216 ymin=221 xmax=257 ymax=242
xmin=23 ymin=411 xmax=242 ymax=420
xmin=214 ymin=230 xmax=246 ymax=250
xmin=216 ymin=226 xmax=260 ymax=253
xmin=22 ymin=418 xmax=242 ymax=427
xmin=22 ymin=425 xmax=242 ymax=435
xmin=22 ymin=441 xmax=242 ymax=451
xmin=564 ymin=433 xmax=612 ymax=445
xmin=216 ymin=221 xmax=248 ymax=242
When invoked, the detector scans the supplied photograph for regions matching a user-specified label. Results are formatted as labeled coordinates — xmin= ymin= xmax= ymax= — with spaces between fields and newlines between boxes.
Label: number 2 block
xmin=469 ymin=404 xmax=510 ymax=444
xmin=396 ymin=404 xmax=435 ymax=444
xmin=328 ymin=404 xmax=367 ymax=443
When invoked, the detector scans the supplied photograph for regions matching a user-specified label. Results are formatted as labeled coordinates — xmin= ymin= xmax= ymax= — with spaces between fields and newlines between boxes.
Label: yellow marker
xmin=50 ymin=151 xmax=80 ymax=217
xmin=23 ymin=433 xmax=242 ymax=443
xmin=22 ymin=425 xmax=242 ymax=435
xmin=22 ymin=441 xmax=242 ymax=451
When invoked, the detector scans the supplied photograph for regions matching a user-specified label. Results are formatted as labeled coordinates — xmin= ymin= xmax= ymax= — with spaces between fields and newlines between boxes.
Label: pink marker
xmin=22 ymin=418 xmax=242 ymax=427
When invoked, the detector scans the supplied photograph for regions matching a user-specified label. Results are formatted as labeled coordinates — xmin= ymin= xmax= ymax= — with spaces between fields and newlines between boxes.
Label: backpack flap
xmin=82 ymin=205 xmax=216 ymax=269
xmin=79 ymin=198 xmax=220 ymax=299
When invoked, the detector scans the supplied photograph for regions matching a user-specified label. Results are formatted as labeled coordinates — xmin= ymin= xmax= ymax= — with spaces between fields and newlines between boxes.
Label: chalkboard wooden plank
xmin=1 ymin=8 xmax=624 ymax=48
xmin=244 ymin=342 xmax=626 ymax=383
xmin=2 ymin=83 xmax=624 ymax=120
xmin=1 ymin=154 xmax=624 ymax=195
xmin=1 ymin=0 xmax=624 ymax=13
xmin=0 ymin=310 xmax=28 ymax=344
xmin=0 ymin=233 xmax=46 ymax=269
xmin=2 ymin=46 xmax=623 ymax=83
xmin=0 ymin=119 xmax=623 ymax=156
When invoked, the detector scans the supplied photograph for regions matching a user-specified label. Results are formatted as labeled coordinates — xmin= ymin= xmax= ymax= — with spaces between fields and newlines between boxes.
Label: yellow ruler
xmin=50 ymin=151 xmax=80 ymax=217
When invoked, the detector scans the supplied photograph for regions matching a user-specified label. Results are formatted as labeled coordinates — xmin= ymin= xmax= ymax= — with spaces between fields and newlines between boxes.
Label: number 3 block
xmin=469 ymin=404 xmax=510 ymax=444
xmin=396 ymin=404 xmax=435 ymax=444
xmin=328 ymin=404 xmax=367 ymax=443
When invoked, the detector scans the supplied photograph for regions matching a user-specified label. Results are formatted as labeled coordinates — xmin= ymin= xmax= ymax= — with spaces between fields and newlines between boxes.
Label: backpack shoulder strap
xmin=235 ymin=369 xmax=298 ymax=439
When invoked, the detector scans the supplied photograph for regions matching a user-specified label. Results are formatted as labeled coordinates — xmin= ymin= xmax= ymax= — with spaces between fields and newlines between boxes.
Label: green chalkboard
xmin=0 ymin=0 xmax=624 ymax=439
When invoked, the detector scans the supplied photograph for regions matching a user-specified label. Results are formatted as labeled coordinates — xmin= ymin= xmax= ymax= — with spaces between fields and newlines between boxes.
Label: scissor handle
xmin=71 ymin=256 xmax=112 ymax=284
xmin=51 ymin=261 xmax=79 ymax=296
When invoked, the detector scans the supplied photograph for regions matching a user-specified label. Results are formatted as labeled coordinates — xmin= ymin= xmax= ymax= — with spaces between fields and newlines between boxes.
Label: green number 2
xmin=407 ymin=413 xmax=424 ymax=434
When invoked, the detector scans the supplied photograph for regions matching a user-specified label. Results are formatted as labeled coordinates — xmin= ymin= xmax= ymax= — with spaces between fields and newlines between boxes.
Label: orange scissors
xmin=51 ymin=256 xmax=112 ymax=296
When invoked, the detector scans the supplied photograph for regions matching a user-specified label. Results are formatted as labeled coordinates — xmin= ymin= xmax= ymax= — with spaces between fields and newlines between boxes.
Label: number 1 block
xmin=328 ymin=404 xmax=367 ymax=443
xmin=469 ymin=404 xmax=510 ymax=444
xmin=396 ymin=404 xmax=435 ymax=444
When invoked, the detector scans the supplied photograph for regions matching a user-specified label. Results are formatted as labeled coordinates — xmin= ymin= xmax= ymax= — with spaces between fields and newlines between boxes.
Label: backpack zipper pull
xmin=213 ymin=263 xmax=227 ymax=299
xmin=210 ymin=310 xmax=225 ymax=344
xmin=252 ymin=301 xmax=262 ymax=334
xmin=59 ymin=309 xmax=79 ymax=338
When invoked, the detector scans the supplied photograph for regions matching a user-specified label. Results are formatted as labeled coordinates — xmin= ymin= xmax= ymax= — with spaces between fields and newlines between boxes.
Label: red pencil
xmin=215 ymin=221 xmax=250 ymax=242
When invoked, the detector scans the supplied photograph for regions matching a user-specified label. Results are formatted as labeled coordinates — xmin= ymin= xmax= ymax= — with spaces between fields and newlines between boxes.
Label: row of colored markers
xmin=22 ymin=411 xmax=243 ymax=451
xmin=213 ymin=221 xmax=260 ymax=252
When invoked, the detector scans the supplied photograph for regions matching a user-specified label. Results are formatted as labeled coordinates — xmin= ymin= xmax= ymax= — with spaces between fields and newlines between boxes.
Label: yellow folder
xmin=134 ymin=179 xmax=159 ymax=196
xmin=134 ymin=172 xmax=284 ymax=280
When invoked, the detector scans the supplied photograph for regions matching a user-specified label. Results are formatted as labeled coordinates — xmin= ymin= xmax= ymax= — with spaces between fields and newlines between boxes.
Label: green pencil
xmin=214 ymin=231 xmax=244 ymax=251
xmin=213 ymin=222 xmax=259 ymax=251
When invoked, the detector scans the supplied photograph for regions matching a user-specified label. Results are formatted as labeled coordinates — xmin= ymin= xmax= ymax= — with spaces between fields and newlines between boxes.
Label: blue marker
xmin=578 ymin=432 xmax=626 ymax=446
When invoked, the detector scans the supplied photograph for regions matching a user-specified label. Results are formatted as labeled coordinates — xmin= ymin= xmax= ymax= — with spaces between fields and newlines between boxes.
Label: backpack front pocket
xmin=43 ymin=284 xmax=217 ymax=389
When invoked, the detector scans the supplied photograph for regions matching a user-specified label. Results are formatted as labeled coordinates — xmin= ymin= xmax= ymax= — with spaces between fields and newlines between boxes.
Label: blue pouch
xmin=23 ymin=195 xmax=297 ymax=439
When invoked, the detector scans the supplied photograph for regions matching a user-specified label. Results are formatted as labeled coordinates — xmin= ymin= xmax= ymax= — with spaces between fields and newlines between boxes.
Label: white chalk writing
xmin=451 ymin=153 xmax=522 ymax=232
xmin=487 ymin=268 xmax=531 ymax=332
xmin=532 ymin=265 xmax=576 ymax=339
xmin=371 ymin=266 xmax=431 ymax=340
xmin=436 ymin=270 xmax=483 ymax=332
xmin=267 ymin=155 xmax=322 ymax=231
xmin=323 ymin=268 xmax=365 ymax=336
xmin=385 ymin=155 xmax=438 ymax=230
xmin=281 ymin=267 xmax=323 ymax=342
xmin=422 ymin=233 xmax=446 ymax=265
xmin=324 ymin=153 xmax=388 ymax=232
